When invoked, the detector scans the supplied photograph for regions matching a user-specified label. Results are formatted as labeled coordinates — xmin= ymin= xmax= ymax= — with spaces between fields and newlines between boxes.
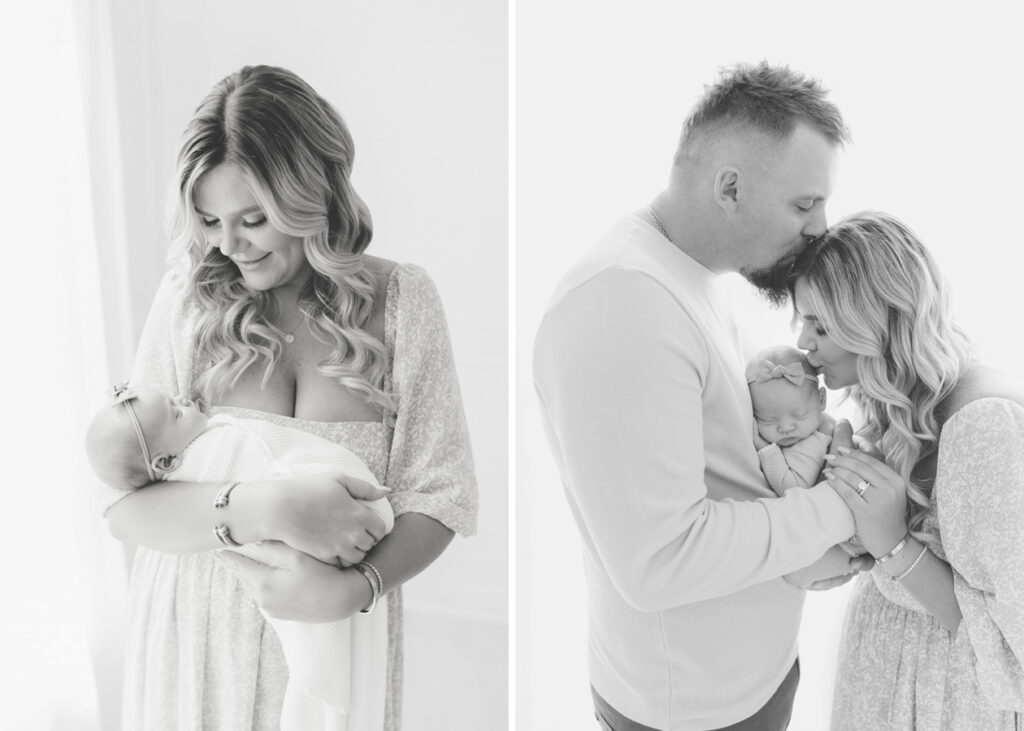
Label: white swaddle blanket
xmin=168 ymin=414 xmax=393 ymax=731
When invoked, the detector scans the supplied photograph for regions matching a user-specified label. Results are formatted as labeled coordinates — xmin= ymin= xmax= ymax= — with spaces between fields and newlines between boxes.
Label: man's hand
xmin=783 ymin=545 xmax=873 ymax=590
xmin=829 ymin=418 xmax=854 ymax=454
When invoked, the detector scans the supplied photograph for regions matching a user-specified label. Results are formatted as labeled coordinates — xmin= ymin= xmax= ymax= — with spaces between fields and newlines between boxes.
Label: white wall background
xmin=515 ymin=2 xmax=1024 ymax=729
xmin=83 ymin=1 xmax=508 ymax=729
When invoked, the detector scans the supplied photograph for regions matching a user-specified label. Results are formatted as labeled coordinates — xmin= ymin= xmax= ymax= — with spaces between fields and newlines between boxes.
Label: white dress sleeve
xmin=937 ymin=397 xmax=1024 ymax=710
xmin=382 ymin=264 xmax=478 ymax=537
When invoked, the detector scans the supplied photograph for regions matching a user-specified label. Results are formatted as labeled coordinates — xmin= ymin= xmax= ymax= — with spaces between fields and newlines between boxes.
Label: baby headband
xmin=746 ymin=360 xmax=818 ymax=387
xmin=112 ymin=382 xmax=157 ymax=482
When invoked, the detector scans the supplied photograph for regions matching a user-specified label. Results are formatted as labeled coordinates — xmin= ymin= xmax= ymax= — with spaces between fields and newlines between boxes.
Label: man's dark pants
xmin=592 ymin=658 xmax=800 ymax=731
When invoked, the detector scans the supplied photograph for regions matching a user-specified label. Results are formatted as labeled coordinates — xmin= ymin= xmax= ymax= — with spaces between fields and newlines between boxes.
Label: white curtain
xmin=0 ymin=0 xmax=129 ymax=728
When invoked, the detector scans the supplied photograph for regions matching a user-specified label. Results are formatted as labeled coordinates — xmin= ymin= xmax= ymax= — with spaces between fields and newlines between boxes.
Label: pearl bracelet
xmin=891 ymin=544 xmax=929 ymax=582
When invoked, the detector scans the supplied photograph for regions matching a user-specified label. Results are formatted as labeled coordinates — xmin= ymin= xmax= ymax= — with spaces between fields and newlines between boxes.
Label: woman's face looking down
xmin=793 ymin=276 xmax=860 ymax=390
xmin=194 ymin=163 xmax=312 ymax=295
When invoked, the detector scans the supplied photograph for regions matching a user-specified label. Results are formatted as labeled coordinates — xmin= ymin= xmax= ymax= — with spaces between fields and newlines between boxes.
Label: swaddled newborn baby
xmin=86 ymin=383 xmax=392 ymax=731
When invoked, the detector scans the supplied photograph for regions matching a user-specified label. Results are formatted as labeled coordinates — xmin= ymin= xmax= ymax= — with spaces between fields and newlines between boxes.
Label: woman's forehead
xmin=194 ymin=163 xmax=258 ymax=212
xmin=792 ymin=278 xmax=817 ymax=317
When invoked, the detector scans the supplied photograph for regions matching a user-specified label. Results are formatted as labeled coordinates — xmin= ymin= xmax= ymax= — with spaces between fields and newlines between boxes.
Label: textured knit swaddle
xmin=169 ymin=414 xmax=393 ymax=731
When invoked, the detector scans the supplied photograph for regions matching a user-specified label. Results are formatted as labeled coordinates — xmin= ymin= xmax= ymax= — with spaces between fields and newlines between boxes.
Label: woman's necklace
xmin=270 ymin=311 xmax=307 ymax=344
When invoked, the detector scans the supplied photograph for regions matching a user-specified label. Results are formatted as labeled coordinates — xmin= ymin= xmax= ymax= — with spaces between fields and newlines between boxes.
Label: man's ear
xmin=151 ymin=453 xmax=181 ymax=476
xmin=713 ymin=167 xmax=740 ymax=212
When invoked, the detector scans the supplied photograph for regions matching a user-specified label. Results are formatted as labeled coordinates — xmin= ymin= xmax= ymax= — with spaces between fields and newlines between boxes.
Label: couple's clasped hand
xmin=217 ymin=474 xmax=391 ymax=621
xmin=791 ymin=420 xmax=909 ymax=591
xmin=823 ymin=420 xmax=910 ymax=560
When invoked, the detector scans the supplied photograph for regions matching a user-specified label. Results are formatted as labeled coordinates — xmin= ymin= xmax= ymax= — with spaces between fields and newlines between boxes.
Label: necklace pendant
xmin=284 ymin=333 xmax=295 ymax=344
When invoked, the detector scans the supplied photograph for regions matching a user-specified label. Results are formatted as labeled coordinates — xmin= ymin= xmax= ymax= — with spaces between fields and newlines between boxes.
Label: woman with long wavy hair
xmin=789 ymin=211 xmax=1023 ymax=730
xmin=100 ymin=65 xmax=477 ymax=730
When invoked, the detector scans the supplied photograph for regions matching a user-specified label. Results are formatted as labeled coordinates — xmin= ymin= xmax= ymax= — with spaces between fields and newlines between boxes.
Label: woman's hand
xmin=216 ymin=541 xmax=372 ymax=622
xmin=823 ymin=447 xmax=909 ymax=558
xmin=269 ymin=474 xmax=391 ymax=566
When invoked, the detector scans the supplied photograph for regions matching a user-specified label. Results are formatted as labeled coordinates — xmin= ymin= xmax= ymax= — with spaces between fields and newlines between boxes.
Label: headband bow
xmin=746 ymin=360 xmax=818 ymax=387
xmin=112 ymin=382 xmax=157 ymax=482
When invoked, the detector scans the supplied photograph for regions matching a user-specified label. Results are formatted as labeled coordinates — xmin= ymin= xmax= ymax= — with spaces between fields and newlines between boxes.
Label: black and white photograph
xmin=4 ymin=1 xmax=506 ymax=729
xmin=517 ymin=2 xmax=1024 ymax=730
xmin=6 ymin=1 xmax=1024 ymax=730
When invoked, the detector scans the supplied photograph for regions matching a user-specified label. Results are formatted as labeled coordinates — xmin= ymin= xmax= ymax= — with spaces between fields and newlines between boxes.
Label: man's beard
xmin=743 ymin=254 xmax=798 ymax=307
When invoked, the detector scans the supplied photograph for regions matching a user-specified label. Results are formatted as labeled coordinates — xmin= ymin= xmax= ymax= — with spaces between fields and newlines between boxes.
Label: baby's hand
xmin=818 ymin=412 xmax=837 ymax=437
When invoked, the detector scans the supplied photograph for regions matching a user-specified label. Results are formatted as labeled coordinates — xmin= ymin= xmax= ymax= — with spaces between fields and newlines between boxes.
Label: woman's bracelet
xmin=890 ymin=544 xmax=929 ymax=582
xmin=354 ymin=561 xmax=383 ymax=614
xmin=214 ymin=481 xmax=241 ymax=509
xmin=874 ymin=532 xmax=911 ymax=564
xmin=213 ymin=523 xmax=242 ymax=547
xmin=212 ymin=482 xmax=242 ymax=547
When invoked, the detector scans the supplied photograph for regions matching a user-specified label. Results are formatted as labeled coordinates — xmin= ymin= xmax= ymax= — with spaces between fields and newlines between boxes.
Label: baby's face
xmin=750 ymin=379 xmax=824 ymax=447
xmin=129 ymin=385 xmax=209 ymax=458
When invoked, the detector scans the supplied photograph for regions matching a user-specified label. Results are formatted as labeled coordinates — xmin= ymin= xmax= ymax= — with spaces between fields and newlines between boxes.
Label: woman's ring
xmin=855 ymin=480 xmax=871 ymax=497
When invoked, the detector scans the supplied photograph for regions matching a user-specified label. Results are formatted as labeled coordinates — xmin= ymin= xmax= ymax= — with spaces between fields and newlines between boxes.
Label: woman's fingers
xmin=336 ymin=545 xmax=368 ymax=567
xmin=826 ymin=469 xmax=865 ymax=505
xmin=364 ymin=516 xmax=388 ymax=542
xmin=240 ymin=540 xmax=303 ymax=569
xmin=837 ymin=447 xmax=898 ymax=477
xmin=354 ymin=532 xmax=377 ymax=553
xmin=824 ymin=465 xmax=867 ymax=494
xmin=216 ymin=550 xmax=274 ymax=593
xmin=824 ymin=454 xmax=894 ymax=492
xmin=349 ymin=504 xmax=388 ymax=542
xmin=336 ymin=474 xmax=391 ymax=501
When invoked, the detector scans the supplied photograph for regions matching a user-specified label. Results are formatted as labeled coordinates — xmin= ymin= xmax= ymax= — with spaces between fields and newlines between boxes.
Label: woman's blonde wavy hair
xmin=167 ymin=65 xmax=393 ymax=415
xmin=789 ymin=211 xmax=974 ymax=547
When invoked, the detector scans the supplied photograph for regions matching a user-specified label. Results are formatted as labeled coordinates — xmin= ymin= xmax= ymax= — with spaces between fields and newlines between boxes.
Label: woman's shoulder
xmin=362 ymin=256 xmax=439 ymax=306
xmin=362 ymin=256 xmax=434 ymax=295
xmin=362 ymin=254 xmax=398 ymax=282
xmin=942 ymin=365 xmax=1024 ymax=430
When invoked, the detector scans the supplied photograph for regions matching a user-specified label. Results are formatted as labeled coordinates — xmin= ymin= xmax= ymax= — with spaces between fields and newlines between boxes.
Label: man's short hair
xmin=678 ymin=61 xmax=851 ymax=155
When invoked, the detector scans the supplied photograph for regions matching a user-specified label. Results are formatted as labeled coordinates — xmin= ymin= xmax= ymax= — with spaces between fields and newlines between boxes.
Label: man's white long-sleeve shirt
xmin=533 ymin=214 xmax=855 ymax=730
